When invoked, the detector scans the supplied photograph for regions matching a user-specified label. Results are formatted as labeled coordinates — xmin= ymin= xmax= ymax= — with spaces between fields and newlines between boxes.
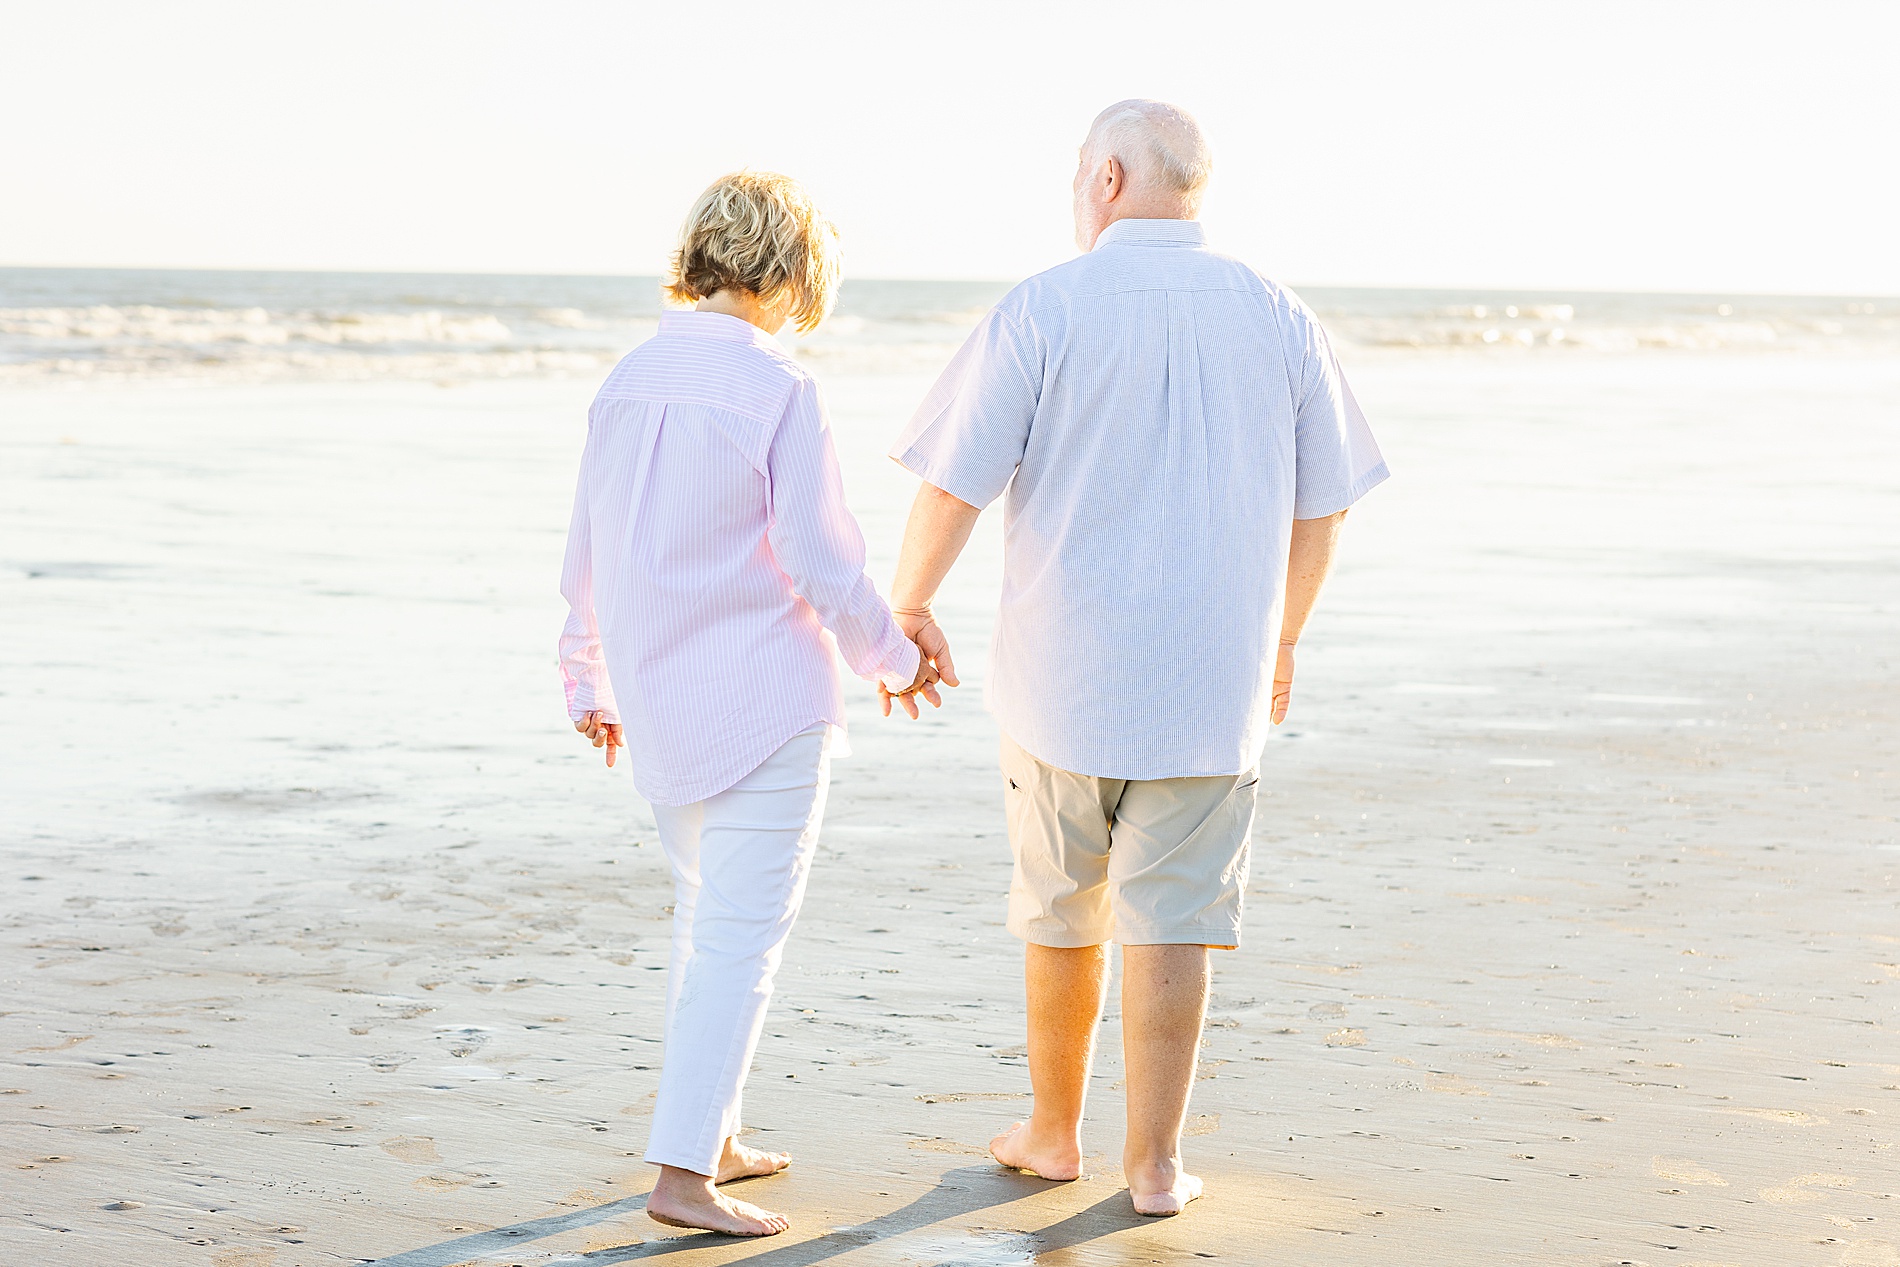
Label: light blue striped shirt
xmin=892 ymin=218 xmax=1389 ymax=779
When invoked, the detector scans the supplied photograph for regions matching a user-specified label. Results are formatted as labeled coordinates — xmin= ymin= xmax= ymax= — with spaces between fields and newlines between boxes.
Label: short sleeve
xmin=888 ymin=305 xmax=1041 ymax=508
xmin=1291 ymin=307 xmax=1390 ymax=518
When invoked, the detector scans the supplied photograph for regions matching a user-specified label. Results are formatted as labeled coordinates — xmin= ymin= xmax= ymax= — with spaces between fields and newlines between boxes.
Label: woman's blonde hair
xmin=664 ymin=171 xmax=842 ymax=334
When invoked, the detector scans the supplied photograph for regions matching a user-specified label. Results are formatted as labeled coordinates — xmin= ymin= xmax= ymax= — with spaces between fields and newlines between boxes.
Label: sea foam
xmin=0 ymin=268 xmax=1892 ymax=383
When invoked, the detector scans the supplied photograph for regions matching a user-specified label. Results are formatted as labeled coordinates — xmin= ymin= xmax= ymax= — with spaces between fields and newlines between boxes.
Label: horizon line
xmin=1 ymin=261 xmax=1895 ymax=302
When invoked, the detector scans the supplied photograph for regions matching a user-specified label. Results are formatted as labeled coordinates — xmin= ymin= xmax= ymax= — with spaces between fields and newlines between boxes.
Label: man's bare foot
xmin=1126 ymin=1156 xmax=1203 ymax=1216
xmin=989 ymin=1120 xmax=1083 ymax=1181
xmin=647 ymin=1165 xmax=787 ymax=1237
xmin=716 ymin=1137 xmax=791 ymax=1185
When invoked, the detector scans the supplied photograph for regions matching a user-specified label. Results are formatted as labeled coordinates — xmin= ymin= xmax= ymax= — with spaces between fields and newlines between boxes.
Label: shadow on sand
xmin=361 ymin=1165 xmax=1150 ymax=1266
xmin=357 ymin=1189 xmax=655 ymax=1267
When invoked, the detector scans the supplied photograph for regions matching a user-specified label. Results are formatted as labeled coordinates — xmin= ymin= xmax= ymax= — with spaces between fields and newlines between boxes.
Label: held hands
xmin=881 ymin=652 xmax=942 ymax=720
xmin=575 ymin=710 xmax=624 ymax=766
xmin=880 ymin=607 xmax=960 ymax=720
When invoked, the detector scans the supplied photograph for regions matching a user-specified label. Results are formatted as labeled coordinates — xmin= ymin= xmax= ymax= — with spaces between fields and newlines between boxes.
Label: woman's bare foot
xmin=647 ymin=1164 xmax=787 ymax=1236
xmin=716 ymin=1136 xmax=791 ymax=1184
xmin=1126 ymin=1155 xmax=1203 ymax=1216
xmin=988 ymin=1120 xmax=1083 ymax=1181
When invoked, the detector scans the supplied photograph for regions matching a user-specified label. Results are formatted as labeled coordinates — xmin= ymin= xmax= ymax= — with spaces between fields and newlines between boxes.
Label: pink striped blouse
xmin=558 ymin=310 xmax=919 ymax=806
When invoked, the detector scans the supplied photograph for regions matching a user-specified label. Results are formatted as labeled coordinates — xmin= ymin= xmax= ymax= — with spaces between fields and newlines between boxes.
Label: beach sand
xmin=2 ymin=352 xmax=1896 ymax=1266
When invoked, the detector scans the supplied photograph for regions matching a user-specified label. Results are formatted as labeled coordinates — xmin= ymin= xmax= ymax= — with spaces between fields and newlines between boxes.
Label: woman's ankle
xmin=653 ymin=1163 xmax=715 ymax=1197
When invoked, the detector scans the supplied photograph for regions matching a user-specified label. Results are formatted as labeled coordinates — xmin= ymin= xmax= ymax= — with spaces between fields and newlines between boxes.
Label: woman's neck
xmin=696 ymin=289 xmax=787 ymax=334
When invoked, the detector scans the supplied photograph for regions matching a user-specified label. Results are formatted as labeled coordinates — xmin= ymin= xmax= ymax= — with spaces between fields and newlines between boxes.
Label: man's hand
xmin=575 ymin=711 xmax=624 ymax=766
xmin=882 ymin=482 xmax=978 ymax=721
xmin=1271 ymin=512 xmax=1347 ymax=727
xmin=897 ymin=610 xmax=959 ymax=689
xmin=1271 ymin=642 xmax=1296 ymax=725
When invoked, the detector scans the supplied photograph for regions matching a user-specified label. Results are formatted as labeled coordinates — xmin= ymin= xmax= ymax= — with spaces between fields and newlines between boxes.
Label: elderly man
xmin=885 ymin=100 xmax=1388 ymax=1215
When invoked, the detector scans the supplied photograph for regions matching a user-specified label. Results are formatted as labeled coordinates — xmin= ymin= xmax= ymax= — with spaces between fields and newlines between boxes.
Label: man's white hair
xmin=1083 ymin=99 xmax=1212 ymax=206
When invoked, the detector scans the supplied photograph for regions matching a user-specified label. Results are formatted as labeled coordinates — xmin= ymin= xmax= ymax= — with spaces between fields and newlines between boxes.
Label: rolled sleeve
xmin=1291 ymin=310 xmax=1389 ymax=518
xmin=557 ymin=454 xmax=621 ymax=724
xmin=767 ymin=378 xmax=919 ymax=686
xmin=889 ymin=306 xmax=1041 ymax=508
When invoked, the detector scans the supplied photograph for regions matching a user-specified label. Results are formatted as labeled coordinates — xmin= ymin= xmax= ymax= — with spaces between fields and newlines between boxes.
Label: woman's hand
xmin=880 ymin=652 xmax=942 ymax=720
xmin=575 ymin=711 xmax=624 ymax=766
xmin=880 ymin=607 xmax=958 ymax=720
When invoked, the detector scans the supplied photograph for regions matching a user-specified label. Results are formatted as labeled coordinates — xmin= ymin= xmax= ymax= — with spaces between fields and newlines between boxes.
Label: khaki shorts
xmin=1000 ymin=732 xmax=1259 ymax=948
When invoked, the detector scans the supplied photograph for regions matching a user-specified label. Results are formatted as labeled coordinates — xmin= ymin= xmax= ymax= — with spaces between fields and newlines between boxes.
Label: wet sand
xmin=2 ymin=353 xmax=1897 ymax=1266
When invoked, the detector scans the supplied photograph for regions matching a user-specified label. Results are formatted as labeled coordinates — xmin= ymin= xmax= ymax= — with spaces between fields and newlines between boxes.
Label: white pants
xmin=643 ymin=724 xmax=831 ymax=1175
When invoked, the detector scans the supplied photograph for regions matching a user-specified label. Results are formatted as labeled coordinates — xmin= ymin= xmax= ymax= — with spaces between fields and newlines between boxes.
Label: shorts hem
xmin=1113 ymin=924 xmax=1241 ymax=948
xmin=1010 ymin=919 xmax=1113 ymax=949
xmin=1010 ymin=920 xmax=1239 ymax=949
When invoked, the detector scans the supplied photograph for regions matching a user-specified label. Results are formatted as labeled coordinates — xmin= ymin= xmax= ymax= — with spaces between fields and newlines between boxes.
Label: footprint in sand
xmin=906 ymin=1137 xmax=992 ymax=1156
xmin=582 ymin=1234 xmax=648 ymax=1254
xmin=211 ymin=1251 xmax=278 ymax=1267
xmin=1759 ymin=1173 xmax=1855 ymax=1203
xmin=1652 ymin=1157 xmax=1727 ymax=1186
xmin=1484 ymin=1030 xmax=1582 ymax=1050
xmin=1724 ymin=1107 xmax=1828 ymax=1125
xmin=434 ymin=1026 xmax=490 ymax=1058
xmin=19 ymin=1034 xmax=91 ymax=1053
xmin=380 ymin=1136 xmax=442 ymax=1164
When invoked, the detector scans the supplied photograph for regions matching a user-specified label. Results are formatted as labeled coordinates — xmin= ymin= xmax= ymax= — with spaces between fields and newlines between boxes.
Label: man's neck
xmin=1088 ymin=207 xmax=1197 ymax=249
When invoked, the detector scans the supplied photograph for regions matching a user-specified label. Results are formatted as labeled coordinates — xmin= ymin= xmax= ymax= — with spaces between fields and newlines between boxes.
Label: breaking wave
xmin=1 ymin=268 xmax=1892 ymax=383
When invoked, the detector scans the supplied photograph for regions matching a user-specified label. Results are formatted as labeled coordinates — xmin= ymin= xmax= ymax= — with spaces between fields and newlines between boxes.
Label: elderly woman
xmin=557 ymin=171 xmax=943 ymax=1236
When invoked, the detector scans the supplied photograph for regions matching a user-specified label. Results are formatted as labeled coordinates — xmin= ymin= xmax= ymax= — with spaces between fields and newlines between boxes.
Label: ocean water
xmin=2 ymin=266 xmax=1894 ymax=383
xmin=5 ymin=260 xmax=1899 ymax=1262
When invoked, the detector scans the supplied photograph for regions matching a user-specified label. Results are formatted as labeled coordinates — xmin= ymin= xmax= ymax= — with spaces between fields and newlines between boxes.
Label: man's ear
xmin=1103 ymin=155 xmax=1124 ymax=204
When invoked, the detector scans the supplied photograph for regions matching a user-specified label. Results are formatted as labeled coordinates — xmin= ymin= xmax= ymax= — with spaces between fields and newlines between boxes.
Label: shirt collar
xmin=659 ymin=309 xmax=784 ymax=348
xmin=1092 ymin=218 xmax=1207 ymax=251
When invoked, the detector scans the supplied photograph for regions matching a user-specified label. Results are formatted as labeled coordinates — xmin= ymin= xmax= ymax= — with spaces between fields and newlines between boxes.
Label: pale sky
xmin=4 ymin=0 xmax=1897 ymax=293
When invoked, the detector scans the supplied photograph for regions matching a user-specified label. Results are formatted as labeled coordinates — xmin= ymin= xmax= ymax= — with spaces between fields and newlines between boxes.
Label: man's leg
xmin=1106 ymin=767 xmax=1258 ymax=1214
xmin=1121 ymin=942 xmax=1210 ymax=1214
xmin=990 ymin=732 xmax=1118 ymax=1180
xmin=989 ymin=941 xmax=1109 ymax=1179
